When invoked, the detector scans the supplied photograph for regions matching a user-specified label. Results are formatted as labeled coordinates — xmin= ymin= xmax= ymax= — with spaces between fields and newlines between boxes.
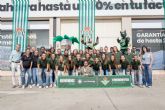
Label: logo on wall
xmin=101 ymin=77 xmax=110 ymax=86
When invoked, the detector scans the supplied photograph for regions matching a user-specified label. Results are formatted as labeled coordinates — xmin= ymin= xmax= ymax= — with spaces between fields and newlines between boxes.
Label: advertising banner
xmin=132 ymin=29 xmax=165 ymax=70
xmin=0 ymin=31 xmax=12 ymax=70
xmin=57 ymin=75 xmax=131 ymax=88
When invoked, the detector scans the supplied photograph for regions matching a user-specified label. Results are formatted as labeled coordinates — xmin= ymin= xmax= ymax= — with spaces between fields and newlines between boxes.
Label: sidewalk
xmin=0 ymin=70 xmax=164 ymax=77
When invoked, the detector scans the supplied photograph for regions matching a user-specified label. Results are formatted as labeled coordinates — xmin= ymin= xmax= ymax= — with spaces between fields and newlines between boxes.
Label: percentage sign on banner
xmin=103 ymin=2 xmax=113 ymax=10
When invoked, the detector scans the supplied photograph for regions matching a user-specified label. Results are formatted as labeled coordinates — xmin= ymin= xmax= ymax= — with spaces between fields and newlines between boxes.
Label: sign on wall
xmin=57 ymin=75 xmax=132 ymax=88
xmin=132 ymin=29 xmax=165 ymax=70
xmin=1 ymin=0 xmax=164 ymax=18
xmin=0 ymin=31 xmax=12 ymax=70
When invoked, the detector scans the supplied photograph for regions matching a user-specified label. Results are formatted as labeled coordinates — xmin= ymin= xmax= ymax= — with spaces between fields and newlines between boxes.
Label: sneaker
xmin=147 ymin=86 xmax=152 ymax=88
xmin=37 ymin=84 xmax=39 ymax=87
xmin=39 ymin=86 xmax=42 ymax=89
xmin=45 ymin=86 xmax=49 ymax=89
xmin=131 ymin=83 xmax=134 ymax=87
xmin=49 ymin=84 xmax=53 ymax=88
xmin=18 ymin=85 xmax=22 ymax=88
xmin=12 ymin=85 xmax=17 ymax=88
xmin=139 ymin=85 xmax=143 ymax=88
xmin=22 ymin=85 xmax=25 ymax=89
xmin=32 ymin=84 xmax=36 ymax=87
xmin=29 ymin=85 xmax=32 ymax=89
xmin=54 ymin=84 xmax=57 ymax=87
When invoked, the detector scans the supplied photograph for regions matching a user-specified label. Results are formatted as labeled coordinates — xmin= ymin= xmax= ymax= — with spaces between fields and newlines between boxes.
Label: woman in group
xmin=55 ymin=55 xmax=67 ymax=77
xmin=91 ymin=57 xmax=102 ymax=75
xmin=66 ymin=55 xmax=75 ymax=76
xmin=74 ymin=54 xmax=84 ymax=76
xmin=48 ymin=53 xmax=56 ymax=88
xmin=85 ymin=53 xmax=94 ymax=67
xmin=101 ymin=53 xmax=110 ymax=76
xmin=119 ymin=55 xmax=129 ymax=75
xmin=141 ymin=45 xmax=153 ymax=88
xmin=109 ymin=54 xmax=117 ymax=75
xmin=131 ymin=55 xmax=142 ymax=87
xmin=113 ymin=46 xmax=121 ymax=74
xmin=21 ymin=48 xmax=33 ymax=89
xmin=31 ymin=50 xmax=39 ymax=87
xmin=37 ymin=53 xmax=50 ymax=88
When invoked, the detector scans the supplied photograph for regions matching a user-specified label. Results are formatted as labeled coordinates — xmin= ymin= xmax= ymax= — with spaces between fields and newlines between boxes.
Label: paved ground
xmin=0 ymin=71 xmax=165 ymax=110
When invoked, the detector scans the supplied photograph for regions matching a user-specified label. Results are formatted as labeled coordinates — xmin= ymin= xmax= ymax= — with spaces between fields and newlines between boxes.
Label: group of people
xmin=9 ymin=44 xmax=153 ymax=89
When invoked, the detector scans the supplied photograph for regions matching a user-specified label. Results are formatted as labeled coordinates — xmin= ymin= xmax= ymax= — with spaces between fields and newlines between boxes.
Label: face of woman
xmin=86 ymin=54 xmax=90 ymax=59
xmin=42 ymin=54 xmax=46 ymax=59
xmin=134 ymin=56 xmax=138 ymax=60
xmin=26 ymin=49 xmax=30 ymax=55
xmin=121 ymin=55 xmax=125 ymax=61
xmin=76 ymin=54 xmax=80 ymax=59
xmin=34 ymin=51 xmax=38 ymax=56
xmin=143 ymin=47 xmax=147 ymax=52
xmin=68 ymin=56 xmax=72 ymax=60
xmin=113 ymin=46 xmax=117 ymax=52
xmin=51 ymin=54 xmax=55 ymax=59
xmin=80 ymin=51 xmax=83 ymax=54
xmin=111 ymin=56 xmax=115 ymax=60
xmin=95 ymin=58 xmax=99 ymax=62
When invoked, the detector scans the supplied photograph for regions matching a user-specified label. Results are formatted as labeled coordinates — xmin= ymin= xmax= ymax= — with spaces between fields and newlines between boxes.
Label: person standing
xmin=131 ymin=55 xmax=142 ymax=87
xmin=21 ymin=48 xmax=33 ymax=89
xmin=119 ymin=55 xmax=129 ymax=75
xmin=91 ymin=57 xmax=102 ymax=76
xmin=66 ymin=55 xmax=75 ymax=76
xmin=31 ymin=50 xmax=39 ymax=86
xmin=141 ymin=46 xmax=153 ymax=88
xmin=48 ymin=53 xmax=56 ymax=88
xmin=101 ymin=53 xmax=110 ymax=76
xmin=125 ymin=48 xmax=134 ymax=74
xmin=113 ymin=46 xmax=122 ymax=74
xmin=9 ymin=44 xmax=22 ymax=88
xmin=74 ymin=54 xmax=84 ymax=76
xmin=109 ymin=54 xmax=117 ymax=75
xmin=37 ymin=53 xmax=50 ymax=88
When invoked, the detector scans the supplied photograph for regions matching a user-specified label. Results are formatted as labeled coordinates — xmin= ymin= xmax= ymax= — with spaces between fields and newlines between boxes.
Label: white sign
xmin=1 ymin=0 xmax=163 ymax=18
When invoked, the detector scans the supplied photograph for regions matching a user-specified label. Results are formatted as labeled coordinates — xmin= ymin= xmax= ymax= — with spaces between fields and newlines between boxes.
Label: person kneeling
xmin=79 ymin=60 xmax=94 ymax=76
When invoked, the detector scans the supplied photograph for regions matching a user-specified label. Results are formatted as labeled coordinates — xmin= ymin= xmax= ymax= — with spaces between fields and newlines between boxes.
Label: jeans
xmin=38 ymin=68 xmax=47 ymax=86
xmin=142 ymin=64 xmax=152 ymax=86
xmin=31 ymin=68 xmax=39 ymax=85
xmin=21 ymin=68 xmax=32 ymax=86
xmin=68 ymin=70 xmax=73 ymax=76
xmin=55 ymin=71 xmax=64 ymax=85
xmin=103 ymin=69 xmax=109 ymax=76
xmin=93 ymin=70 xmax=99 ymax=76
xmin=112 ymin=69 xmax=116 ymax=75
xmin=46 ymin=69 xmax=54 ymax=86
xmin=131 ymin=70 xmax=142 ymax=85
xmin=120 ymin=69 xmax=127 ymax=75
xmin=11 ymin=62 xmax=21 ymax=86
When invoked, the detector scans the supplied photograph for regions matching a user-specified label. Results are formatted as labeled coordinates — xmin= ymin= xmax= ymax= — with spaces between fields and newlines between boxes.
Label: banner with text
xmin=132 ymin=29 xmax=165 ymax=70
xmin=57 ymin=75 xmax=132 ymax=88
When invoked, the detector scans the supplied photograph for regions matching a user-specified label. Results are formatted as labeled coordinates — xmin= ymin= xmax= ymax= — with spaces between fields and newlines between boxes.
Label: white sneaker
xmin=49 ymin=84 xmax=53 ymax=88
xmin=29 ymin=85 xmax=32 ymax=89
xmin=32 ymin=84 xmax=36 ymax=87
xmin=45 ymin=86 xmax=49 ymax=89
xmin=39 ymin=86 xmax=42 ymax=89
xmin=22 ymin=85 xmax=25 ymax=89
xmin=37 ymin=84 xmax=39 ymax=87
xmin=54 ymin=84 xmax=57 ymax=87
